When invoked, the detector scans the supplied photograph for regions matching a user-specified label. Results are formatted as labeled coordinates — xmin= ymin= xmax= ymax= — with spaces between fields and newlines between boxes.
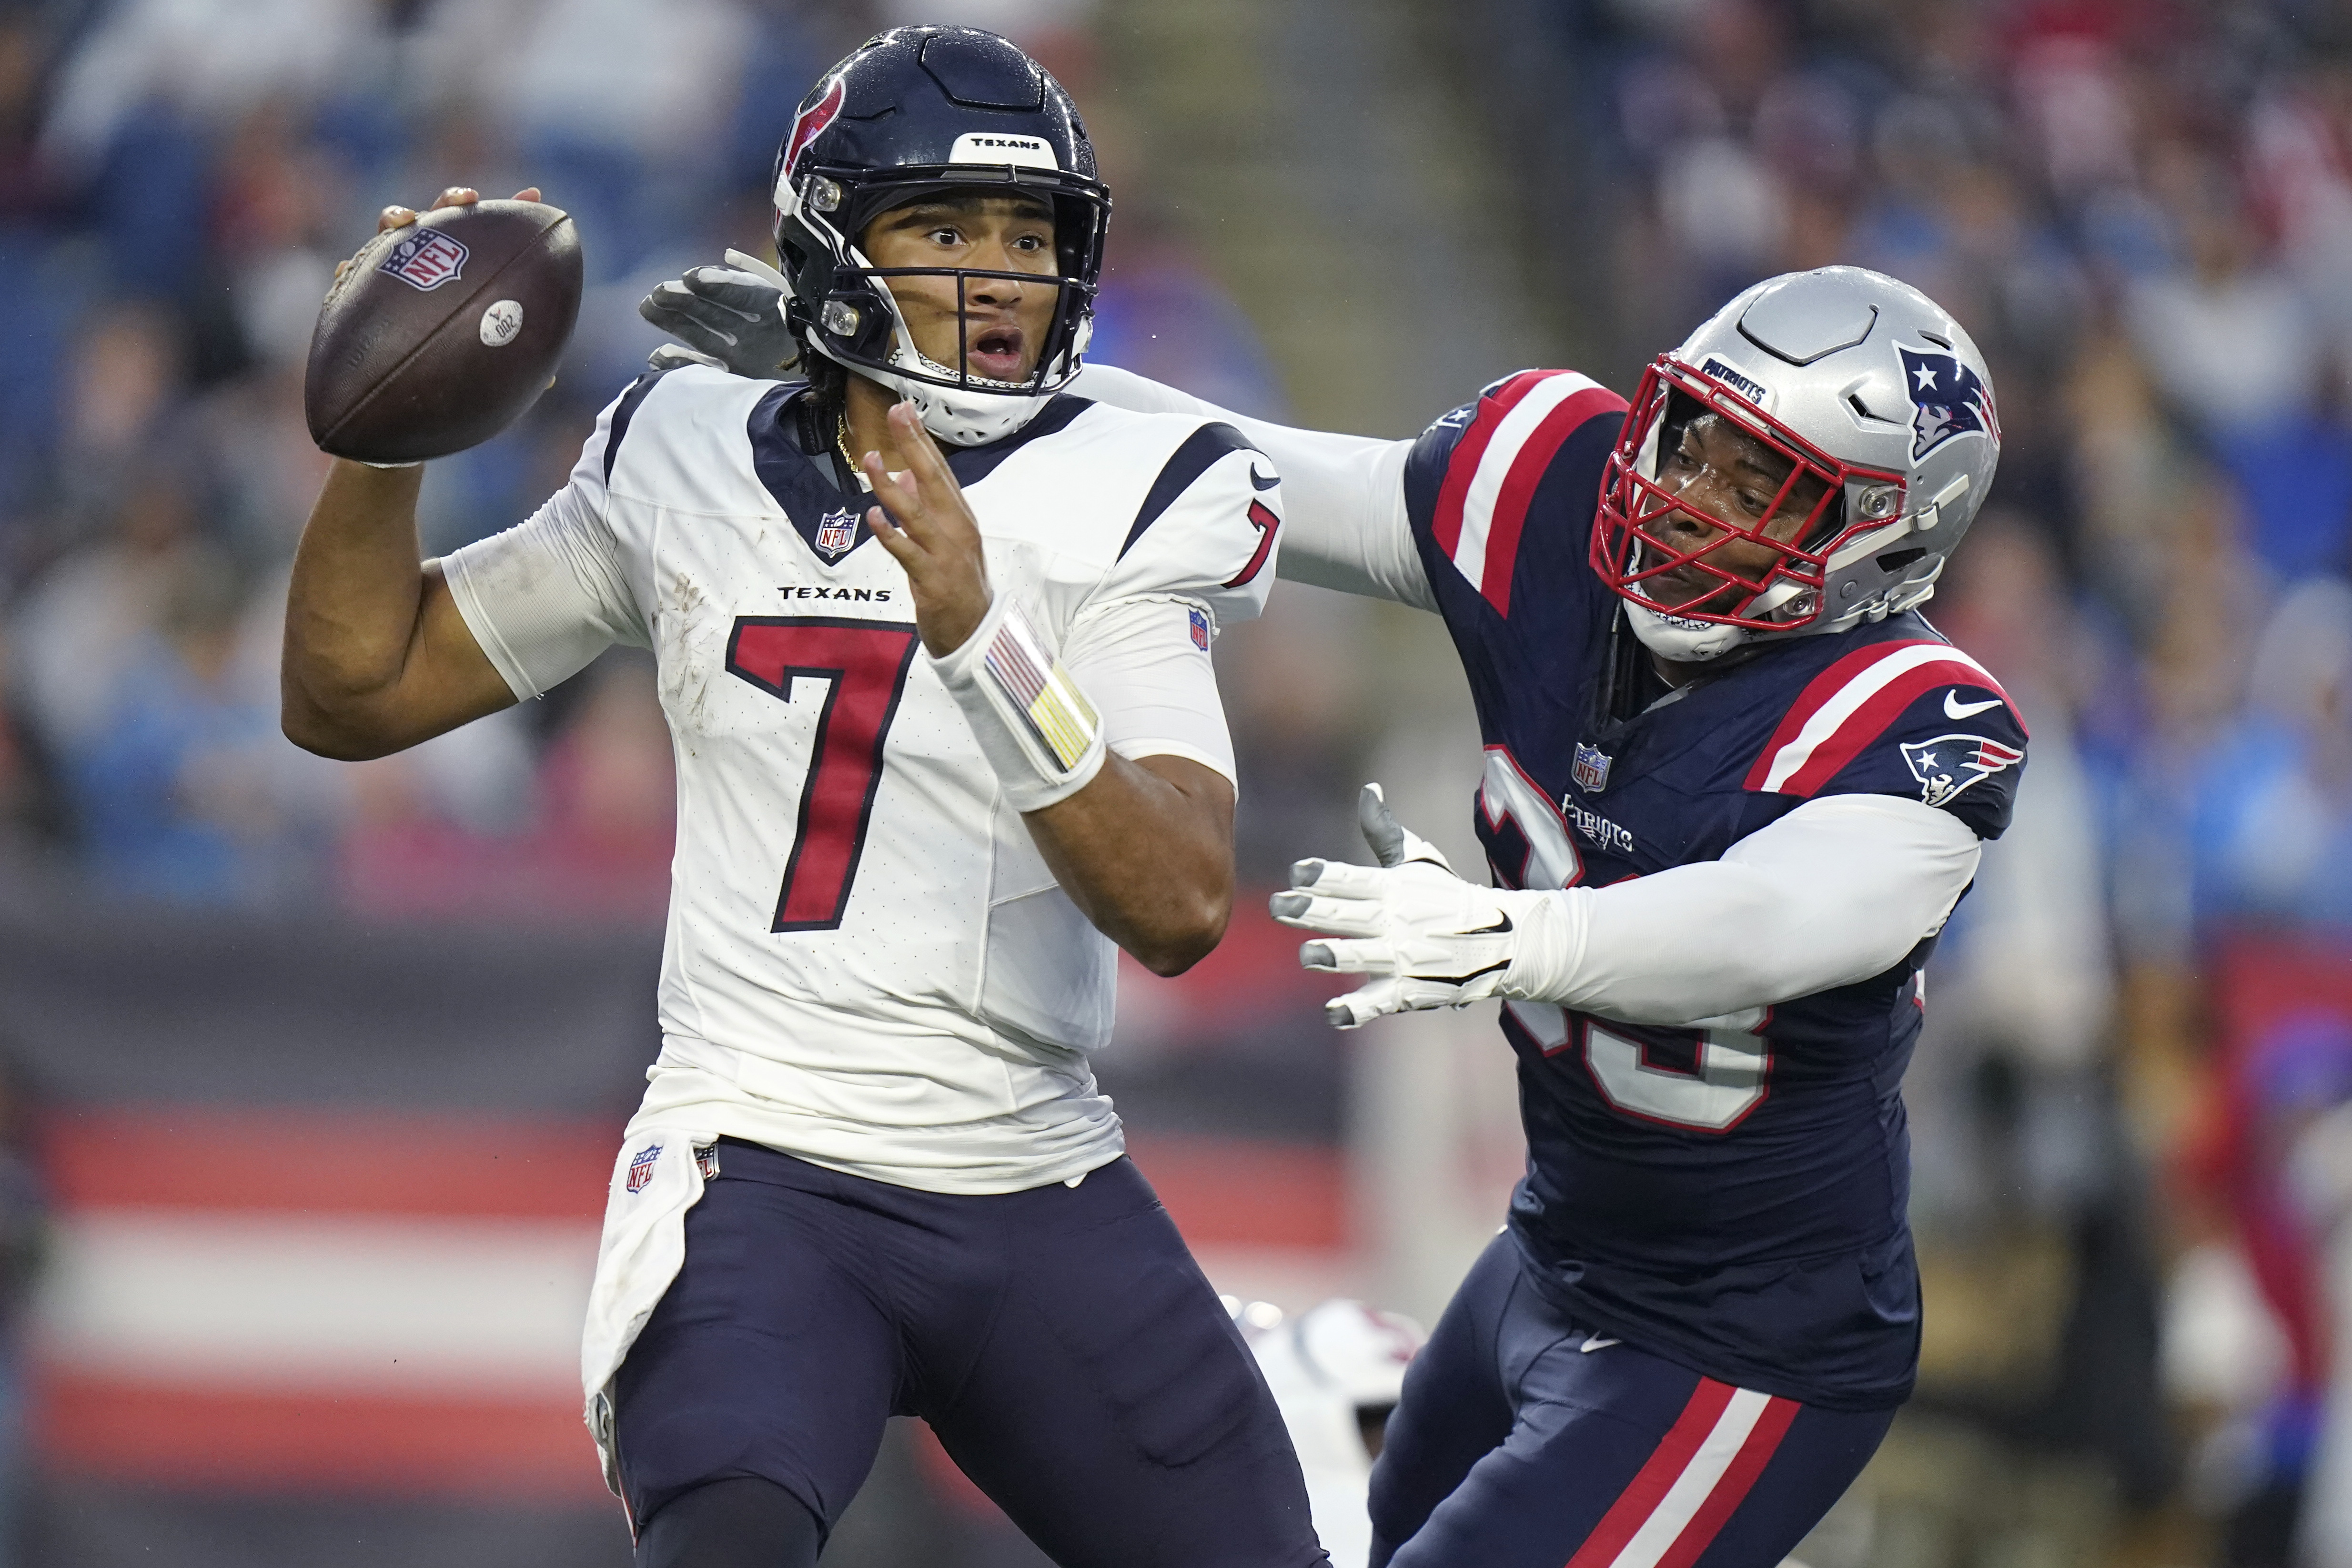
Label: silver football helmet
xmin=1593 ymin=265 xmax=2001 ymax=661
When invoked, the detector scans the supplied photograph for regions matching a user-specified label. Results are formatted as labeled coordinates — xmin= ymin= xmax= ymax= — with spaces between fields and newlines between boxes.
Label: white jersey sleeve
xmin=1063 ymin=595 xmax=1234 ymax=785
xmin=438 ymin=385 xmax=651 ymax=699
xmin=1523 ymin=793 xmax=1981 ymax=1026
xmin=1071 ymin=363 xmax=1432 ymax=611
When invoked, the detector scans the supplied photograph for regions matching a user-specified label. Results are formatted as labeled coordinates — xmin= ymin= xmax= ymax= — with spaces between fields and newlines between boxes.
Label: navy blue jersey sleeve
xmin=1398 ymin=370 xmax=1627 ymax=621
xmin=1739 ymin=637 xmax=2028 ymax=839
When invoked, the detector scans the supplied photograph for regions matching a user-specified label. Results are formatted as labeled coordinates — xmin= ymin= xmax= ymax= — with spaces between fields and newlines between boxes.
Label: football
xmin=305 ymin=199 xmax=584 ymax=465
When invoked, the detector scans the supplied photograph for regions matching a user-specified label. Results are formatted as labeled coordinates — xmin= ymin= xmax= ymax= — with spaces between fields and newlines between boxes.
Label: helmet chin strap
xmin=1623 ymin=597 xmax=1751 ymax=662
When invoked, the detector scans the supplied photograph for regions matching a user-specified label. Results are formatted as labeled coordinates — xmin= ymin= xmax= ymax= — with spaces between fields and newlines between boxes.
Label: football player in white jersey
xmin=652 ymin=248 xmax=2019 ymax=1566
xmin=282 ymin=27 xmax=1326 ymax=1568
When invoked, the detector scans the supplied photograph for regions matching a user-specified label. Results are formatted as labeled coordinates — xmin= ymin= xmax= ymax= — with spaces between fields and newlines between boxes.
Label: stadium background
xmin=0 ymin=0 xmax=2344 ymax=1563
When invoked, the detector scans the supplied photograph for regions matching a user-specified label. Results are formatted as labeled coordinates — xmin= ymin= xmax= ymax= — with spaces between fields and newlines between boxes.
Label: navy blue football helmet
xmin=771 ymin=26 xmax=1111 ymax=443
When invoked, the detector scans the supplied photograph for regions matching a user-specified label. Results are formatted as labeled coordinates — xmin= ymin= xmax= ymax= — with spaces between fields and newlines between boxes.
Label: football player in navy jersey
xmin=648 ymin=263 xmax=2022 ymax=1564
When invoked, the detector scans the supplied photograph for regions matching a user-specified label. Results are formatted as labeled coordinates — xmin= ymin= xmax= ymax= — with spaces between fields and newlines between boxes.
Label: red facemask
xmin=1591 ymin=356 xmax=1906 ymax=632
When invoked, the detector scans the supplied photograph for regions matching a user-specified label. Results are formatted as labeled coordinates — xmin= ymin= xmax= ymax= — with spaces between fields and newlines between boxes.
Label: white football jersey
xmin=442 ymin=365 xmax=1282 ymax=1193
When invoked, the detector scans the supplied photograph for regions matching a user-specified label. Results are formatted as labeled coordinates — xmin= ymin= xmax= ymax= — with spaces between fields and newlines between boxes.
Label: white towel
xmin=581 ymin=1126 xmax=719 ymax=1499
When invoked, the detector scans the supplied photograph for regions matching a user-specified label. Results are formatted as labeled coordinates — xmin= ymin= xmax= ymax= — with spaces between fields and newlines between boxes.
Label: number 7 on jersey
xmin=726 ymin=617 xmax=922 ymax=932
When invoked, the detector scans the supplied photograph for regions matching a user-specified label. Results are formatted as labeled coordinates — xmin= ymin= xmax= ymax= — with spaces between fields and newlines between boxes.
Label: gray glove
xmin=639 ymin=249 xmax=798 ymax=377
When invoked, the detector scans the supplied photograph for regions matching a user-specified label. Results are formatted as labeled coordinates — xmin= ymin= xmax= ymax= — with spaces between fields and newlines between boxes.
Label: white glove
xmin=1270 ymin=783 xmax=1565 ymax=1029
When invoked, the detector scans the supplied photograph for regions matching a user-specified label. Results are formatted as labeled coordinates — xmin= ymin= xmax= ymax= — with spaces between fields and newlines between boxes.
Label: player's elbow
xmin=1131 ymin=889 xmax=1231 ymax=977
xmin=280 ymin=686 xmax=402 ymax=761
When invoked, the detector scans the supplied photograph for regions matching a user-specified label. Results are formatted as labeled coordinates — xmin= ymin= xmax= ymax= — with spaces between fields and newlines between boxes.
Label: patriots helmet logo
xmin=1901 ymin=733 xmax=2023 ymax=808
xmin=1897 ymin=345 xmax=1996 ymax=461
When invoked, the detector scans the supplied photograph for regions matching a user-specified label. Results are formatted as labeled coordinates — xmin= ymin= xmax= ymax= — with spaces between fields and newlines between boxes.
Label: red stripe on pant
xmin=1562 ymin=1379 xmax=1800 ymax=1568
xmin=1654 ymin=1395 xmax=1799 ymax=1568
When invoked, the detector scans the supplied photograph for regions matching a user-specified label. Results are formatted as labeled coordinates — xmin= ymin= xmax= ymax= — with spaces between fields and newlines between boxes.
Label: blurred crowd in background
xmin=0 ymin=0 xmax=2349 ymax=1564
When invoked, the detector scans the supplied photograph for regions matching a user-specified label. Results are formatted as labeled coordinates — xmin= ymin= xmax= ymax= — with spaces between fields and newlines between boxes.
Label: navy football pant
xmin=1369 ymin=1234 xmax=1895 ymax=1568
xmin=612 ymin=1139 xmax=1327 ymax=1568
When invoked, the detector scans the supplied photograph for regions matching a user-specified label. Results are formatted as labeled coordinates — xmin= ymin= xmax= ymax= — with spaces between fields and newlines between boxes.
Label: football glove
xmin=1271 ymin=783 xmax=1561 ymax=1029
xmin=640 ymin=250 xmax=797 ymax=376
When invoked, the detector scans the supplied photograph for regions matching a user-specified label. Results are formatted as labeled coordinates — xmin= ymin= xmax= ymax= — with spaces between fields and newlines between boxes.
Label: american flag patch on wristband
xmin=983 ymin=603 xmax=1099 ymax=772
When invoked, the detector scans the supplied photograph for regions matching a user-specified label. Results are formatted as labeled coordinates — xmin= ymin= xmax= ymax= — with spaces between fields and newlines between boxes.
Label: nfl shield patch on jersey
xmin=813 ymin=507 xmax=858 ymax=564
xmin=1901 ymin=733 xmax=2022 ymax=807
xmin=1573 ymin=742 xmax=1613 ymax=792
xmin=626 ymin=1143 xmax=663 ymax=1193
xmin=1189 ymin=607 xmax=1210 ymax=650
xmin=379 ymin=229 xmax=469 ymax=292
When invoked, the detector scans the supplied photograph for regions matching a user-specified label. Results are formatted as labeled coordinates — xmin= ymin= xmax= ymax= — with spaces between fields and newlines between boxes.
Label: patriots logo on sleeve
xmin=1897 ymin=345 xmax=1995 ymax=461
xmin=1901 ymin=733 xmax=2023 ymax=808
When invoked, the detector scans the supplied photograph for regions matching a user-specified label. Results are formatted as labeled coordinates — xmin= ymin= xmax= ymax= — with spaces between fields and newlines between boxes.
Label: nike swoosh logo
xmin=1944 ymin=690 xmax=2002 ymax=719
xmin=1467 ymin=912 xmax=1514 ymax=935
xmin=1580 ymin=1334 xmax=1621 ymax=1353
xmin=1248 ymin=466 xmax=1279 ymax=491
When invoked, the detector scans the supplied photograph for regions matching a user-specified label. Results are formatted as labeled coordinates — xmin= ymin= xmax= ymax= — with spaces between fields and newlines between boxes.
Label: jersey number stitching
xmin=1223 ymin=499 xmax=1280 ymax=588
xmin=725 ymin=616 xmax=922 ymax=932
xmin=1477 ymin=743 xmax=1777 ymax=1134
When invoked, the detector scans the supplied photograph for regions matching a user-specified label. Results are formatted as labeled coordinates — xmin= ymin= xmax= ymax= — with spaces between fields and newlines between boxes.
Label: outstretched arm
xmin=1069 ymin=364 xmax=1432 ymax=610
xmin=1274 ymin=786 xmax=1980 ymax=1028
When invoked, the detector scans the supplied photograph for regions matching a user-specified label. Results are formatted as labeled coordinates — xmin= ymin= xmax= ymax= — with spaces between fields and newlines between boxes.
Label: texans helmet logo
xmin=783 ymin=76 xmax=847 ymax=183
xmin=1901 ymin=733 xmax=2022 ymax=808
xmin=1897 ymin=345 xmax=1996 ymax=461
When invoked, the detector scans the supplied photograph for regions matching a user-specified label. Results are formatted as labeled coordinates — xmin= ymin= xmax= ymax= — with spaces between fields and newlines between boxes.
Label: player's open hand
xmin=333 ymin=187 xmax=543 ymax=287
xmin=1272 ymin=784 xmax=1544 ymax=1028
xmin=862 ymin=402 xmax=993 ymax=657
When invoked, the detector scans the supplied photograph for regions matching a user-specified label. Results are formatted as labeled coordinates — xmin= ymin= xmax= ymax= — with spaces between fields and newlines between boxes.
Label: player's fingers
xmin=647 ymin=344 xmax=727 ymax=373
xmin=678 ymin=270 xmax=780 ymax=319
xmin=1291 ymin=859 xmax=1391 ymax=900
xmin=865 ymin=505 xmax=918 ymax=562
xmin=512 ymin=187 xmax=541 ymax=202
xmin=430 ymin=186 xmax=480 ymax=211
xmin=638 ymin=291 xmax=742 ymax=354
xmin=861 ymin=452 xmax=926 ymax=525
xmin=375 ymin=204 xmax=419 ymax=233
xmin=720 ymin=248 xmax=791 ymax=291
xmin=888 ymin=402 xmax=964 ymax=506
xmin=1269 ymin=892 xmax=1384 ymax=937
xmin=1300 ymin=937 xmax=1391 ymax=975
xmin=1325 ymin=978 xmax=1405 ymax=1030
xmin=1358 ymin=782 xmax=1410 ymax=867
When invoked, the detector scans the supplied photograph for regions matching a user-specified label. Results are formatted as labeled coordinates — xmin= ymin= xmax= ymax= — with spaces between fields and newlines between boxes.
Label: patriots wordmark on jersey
xmin=440 ymin=364 xmax=1281 ymax=1198
xmin=1404 ymin=367 xmax=2029 ymax=1411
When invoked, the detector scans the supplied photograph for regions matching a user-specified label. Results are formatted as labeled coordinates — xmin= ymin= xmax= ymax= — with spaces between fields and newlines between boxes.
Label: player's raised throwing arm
xmin=282 ymin=187 xmax=546 ymax=760
xmin=282 ymin=460 xmax=519 ymax=758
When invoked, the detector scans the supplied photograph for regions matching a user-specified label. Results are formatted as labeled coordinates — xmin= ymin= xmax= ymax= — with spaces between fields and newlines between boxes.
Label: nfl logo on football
xmin=1572 ymin=742 xmax=1612 ymax=792
xmin=626 ymin=1143 xmax=663 ymax=1194
xmin=814 ymin=507 xmax=858 ymax=562
xmin=378 ymin=229 xmax=469 ymax=292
